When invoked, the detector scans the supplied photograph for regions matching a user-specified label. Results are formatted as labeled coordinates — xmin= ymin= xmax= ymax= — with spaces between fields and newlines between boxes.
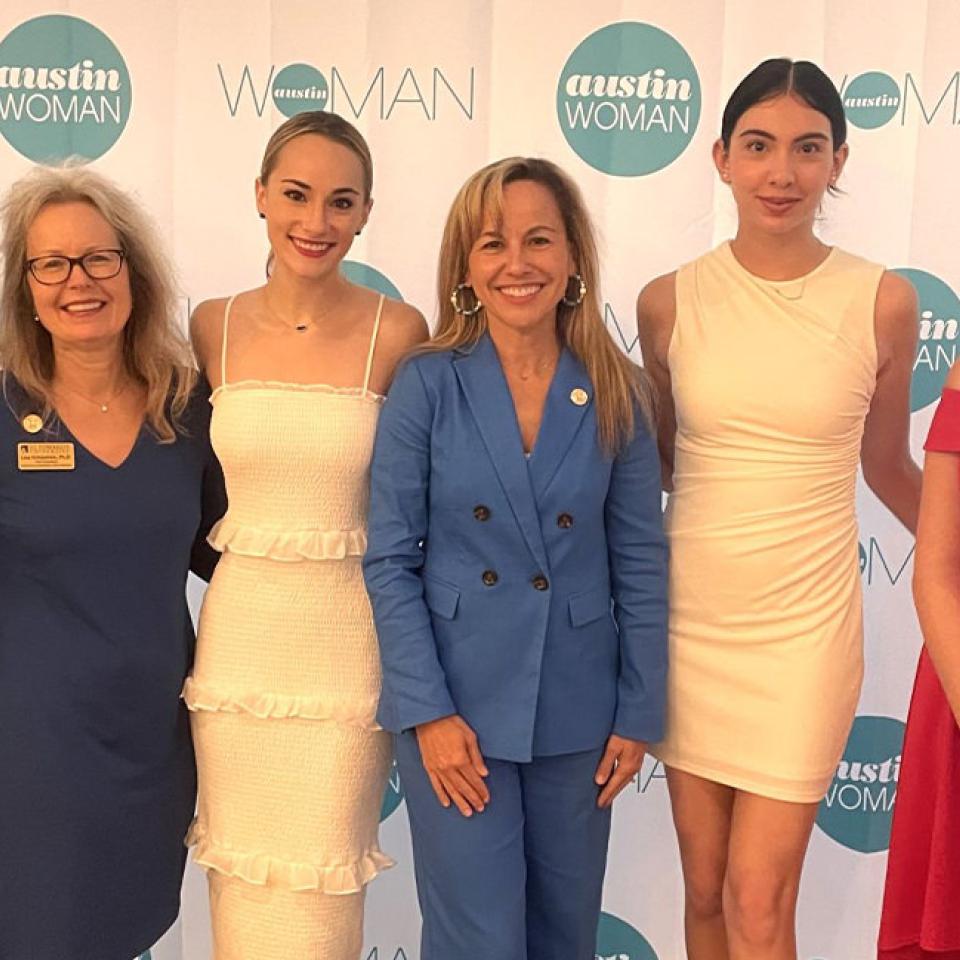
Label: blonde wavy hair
xmin=432 ymin=156 xmax=656 ymax=455
xmin=0 ymin=163 xmax=195 ymax=442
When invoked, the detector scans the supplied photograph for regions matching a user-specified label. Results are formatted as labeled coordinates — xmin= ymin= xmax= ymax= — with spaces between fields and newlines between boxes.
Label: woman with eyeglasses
xmin=0 ymin=164 xmax=224 ymax=960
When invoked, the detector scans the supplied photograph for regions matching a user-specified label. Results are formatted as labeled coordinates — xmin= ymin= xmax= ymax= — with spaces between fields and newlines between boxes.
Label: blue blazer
xmin=363 ymin=334 xmax=668 ymax=762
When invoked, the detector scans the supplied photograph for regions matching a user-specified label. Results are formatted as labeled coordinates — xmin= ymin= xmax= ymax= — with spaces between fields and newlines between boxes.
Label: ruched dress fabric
xmin=184 ymin=295 xmax=393 ymax=959
xmin=650 ymin=242 xmax=884 ymax=802
xmin=878 ymin=388 xmax=960 ymax=960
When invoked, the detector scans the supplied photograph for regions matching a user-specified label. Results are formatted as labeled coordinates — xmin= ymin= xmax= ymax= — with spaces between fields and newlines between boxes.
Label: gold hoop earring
xmin=451 ymin=283 xmax=482 ymax=316
xmin=561 ymin=274 xmax=587 ymax=308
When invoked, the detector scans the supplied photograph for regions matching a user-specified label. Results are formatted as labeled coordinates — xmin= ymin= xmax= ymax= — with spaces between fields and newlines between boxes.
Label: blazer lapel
xmin=453 ymin=335 xmax=549 ymax=573
xmin=528 ymin=348 xmax=593 ymax=500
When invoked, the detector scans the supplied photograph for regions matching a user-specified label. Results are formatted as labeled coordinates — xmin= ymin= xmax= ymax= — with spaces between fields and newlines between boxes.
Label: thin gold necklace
xmin=263 ymin=286 xmax=348 ymax=333
xmin=55 ymin=379 xmax=129 ymax=413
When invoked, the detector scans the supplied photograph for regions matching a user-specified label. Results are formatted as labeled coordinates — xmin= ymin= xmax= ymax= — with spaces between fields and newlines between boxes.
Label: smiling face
xmin=256 ymin=133 xmax=371 ymax=281
xmin=26 ymin=200 xmax=132 ymax=350
xmin=715 ymin=92 xmax=848 ymax=237
xmin=466 ymin=179 xmax=575 ymax=339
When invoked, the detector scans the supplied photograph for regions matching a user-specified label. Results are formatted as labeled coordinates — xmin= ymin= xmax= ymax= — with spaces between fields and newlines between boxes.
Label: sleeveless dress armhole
xmin=925 ymin=388 xmax=960 ymax=452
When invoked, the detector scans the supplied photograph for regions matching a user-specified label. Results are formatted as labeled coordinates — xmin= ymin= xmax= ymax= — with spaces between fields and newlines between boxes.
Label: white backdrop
xmin=1 ymin=2 xmax=955 ymax=958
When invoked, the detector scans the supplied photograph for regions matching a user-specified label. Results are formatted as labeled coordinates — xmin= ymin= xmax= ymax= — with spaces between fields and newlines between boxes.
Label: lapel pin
xmin=21 ymin=413 xmax=43 ymax=434
xmin=570 ymin=388 xmax=589 ymax=406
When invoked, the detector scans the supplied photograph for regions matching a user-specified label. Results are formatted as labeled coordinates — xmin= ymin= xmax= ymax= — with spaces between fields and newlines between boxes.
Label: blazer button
xmin=557 ymin=512 xmax=574 ymax=529
xmin=482 ymin=569 xmax=499 ymax=586
xmin=473 ymin=504 xmax=491 ymax=521
xmin=531 ymin=574 xmax=549 ymax=591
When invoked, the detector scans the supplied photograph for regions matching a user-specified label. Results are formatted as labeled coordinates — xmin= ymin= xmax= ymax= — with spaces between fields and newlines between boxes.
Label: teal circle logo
xmin=0 ymin=15 xmax=131 ymax=162
xmin=379 ymin=759 xmax=404 ymax=822
xmin=341 ymin=261 xmax=403 ymax=301
xmin=596 ymin=912 xmax=659 ymax=960
xmin=557 ymin=22 xmax=701 ymax=177
xmin=271 ymin=62 xmax=329 ymax=117
xmin=843 ymin=72 xmax=901 ymax=129
xmin=894 ymin=267 xmax=960 ymax=412
xmin=816 ymin=715 xmax=904 ymax=853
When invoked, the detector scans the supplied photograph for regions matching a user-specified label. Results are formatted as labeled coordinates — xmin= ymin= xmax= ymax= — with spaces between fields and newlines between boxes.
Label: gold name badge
xmin=17 ymin=442 xmax=75 ymax=471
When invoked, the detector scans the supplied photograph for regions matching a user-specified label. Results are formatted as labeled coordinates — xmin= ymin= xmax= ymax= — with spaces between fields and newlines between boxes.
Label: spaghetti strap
xmin=361 ymin=294 xmax=386 ymax=395
xmin=220 ymin=295 xmax=237 ymax=387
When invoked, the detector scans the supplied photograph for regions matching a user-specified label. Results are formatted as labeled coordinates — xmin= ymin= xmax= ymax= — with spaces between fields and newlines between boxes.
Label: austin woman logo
xmin=816 ymin=715 xmax=905 ymax=853
xmin=0 ymin=15 xmax=131 ymax=161
xmin=893 ymin=267 xmax=960 ymax=412
xmin=556 ymin=22 xmax=701 ymax=177
xmin=271 ymin=62 xmax=329 ymax=117
xmin=596 ymin=911 xmax=659 ymax=960
xmin=842 ymin=72 xmax=901 ymax=129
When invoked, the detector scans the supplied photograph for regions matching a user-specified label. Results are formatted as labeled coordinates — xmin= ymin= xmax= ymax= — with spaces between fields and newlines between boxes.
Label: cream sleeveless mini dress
xmin=650 ymin=242 xmax=884 ymax=803
xmin=184 ymin=295 xmax=393 ymax=958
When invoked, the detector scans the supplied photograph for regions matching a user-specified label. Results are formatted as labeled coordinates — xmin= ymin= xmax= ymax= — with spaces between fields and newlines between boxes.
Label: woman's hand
xmin=415 ymin=715 xmax=490 ymax=817
xmin=595 ymin=734 xmax=647 ymax=807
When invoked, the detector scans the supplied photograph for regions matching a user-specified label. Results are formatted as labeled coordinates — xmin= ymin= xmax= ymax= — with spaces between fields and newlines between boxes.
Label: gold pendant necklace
xmin=55 ymin=380 xmax=128 ymax=413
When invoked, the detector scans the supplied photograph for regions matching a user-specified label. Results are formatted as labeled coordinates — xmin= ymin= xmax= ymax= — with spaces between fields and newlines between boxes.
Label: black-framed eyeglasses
xmin=26 ymin=249 xmax=126 ymax=285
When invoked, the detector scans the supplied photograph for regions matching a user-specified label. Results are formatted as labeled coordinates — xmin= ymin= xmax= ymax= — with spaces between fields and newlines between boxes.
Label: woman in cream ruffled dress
xmin=185 ymin=111 xmax=426 ymax=959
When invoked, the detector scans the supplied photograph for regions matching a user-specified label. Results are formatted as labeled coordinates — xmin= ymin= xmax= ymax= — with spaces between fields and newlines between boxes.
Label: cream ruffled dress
xmin=183 ymin=294 xmax=393 ymax=959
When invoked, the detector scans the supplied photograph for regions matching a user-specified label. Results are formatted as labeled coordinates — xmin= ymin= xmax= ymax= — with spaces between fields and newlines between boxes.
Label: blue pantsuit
xmin=363 ymin=334 xmax=668 ymax=958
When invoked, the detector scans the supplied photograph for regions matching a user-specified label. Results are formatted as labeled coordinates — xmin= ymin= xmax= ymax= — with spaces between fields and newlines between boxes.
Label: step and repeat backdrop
xmin=0 ymin=1 xmax=955 ymax=957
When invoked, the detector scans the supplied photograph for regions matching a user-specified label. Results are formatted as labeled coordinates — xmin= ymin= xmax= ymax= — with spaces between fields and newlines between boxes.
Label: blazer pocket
xmin=423 ymin=575 xmax=460 ymax=620
xmin=568 ymin=585 xmax=613 ymax=628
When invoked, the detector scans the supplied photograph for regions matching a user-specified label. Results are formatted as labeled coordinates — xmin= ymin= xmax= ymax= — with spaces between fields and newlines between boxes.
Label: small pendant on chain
xmin=100 ymin=404 xmax=108 ymax=413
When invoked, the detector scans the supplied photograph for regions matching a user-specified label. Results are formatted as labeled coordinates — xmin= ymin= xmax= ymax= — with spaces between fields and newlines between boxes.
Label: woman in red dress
xmin=879 ymin=362 xmax=960 ymax=959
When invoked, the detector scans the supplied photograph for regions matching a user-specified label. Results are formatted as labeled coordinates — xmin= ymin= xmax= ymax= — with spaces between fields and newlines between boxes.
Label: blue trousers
xmin=395 ymin=732 xmax=612 ymax=960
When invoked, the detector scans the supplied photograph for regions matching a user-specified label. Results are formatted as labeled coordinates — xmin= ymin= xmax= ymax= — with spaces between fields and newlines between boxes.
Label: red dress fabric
xmin=878 ymin=388 xmax=960 ymax=960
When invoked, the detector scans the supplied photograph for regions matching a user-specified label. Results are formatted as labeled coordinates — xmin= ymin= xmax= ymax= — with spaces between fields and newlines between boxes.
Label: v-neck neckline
xmin=53 ymin=411 xmax=146 ymax=471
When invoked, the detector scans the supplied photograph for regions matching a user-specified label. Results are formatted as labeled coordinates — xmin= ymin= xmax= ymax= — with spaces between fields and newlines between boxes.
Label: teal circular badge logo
xmin=596 ymin=912 xmax=659 ymax=960
xmin=379 ymin=759 xmax=404 ymax=822
xmin=894 ymin=267 xmax=960 ymax=412
xmin=271 ymin=63 xmax=329 ymax=117
xmin=0 ymin=15 xmax=131 ymax=162
xmin=816 ymin=715 xmax=904 ymax=853
xmin=843 ymin=72 xmax=901 ymax=129
xmin=341 ymin=261 xmax=403 ymax=301
xmin=557 ymin=22 xmax=701 ymax=177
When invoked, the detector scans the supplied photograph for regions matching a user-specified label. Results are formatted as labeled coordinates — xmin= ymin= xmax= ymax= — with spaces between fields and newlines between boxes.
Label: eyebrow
xmin=279 ymin=179 xmax=362 ymax=197
xmin=738 ymin=129 xmax=831 ymax=144
xmin=477 ymin=224 xmax=560 ymax=238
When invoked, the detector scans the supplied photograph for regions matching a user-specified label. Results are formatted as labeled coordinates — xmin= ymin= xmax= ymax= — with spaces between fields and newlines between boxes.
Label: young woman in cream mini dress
xmin=186 ymin=111 xmax=426 ymax=960
xmin=638 ymin=60 xmax=920 ymax=960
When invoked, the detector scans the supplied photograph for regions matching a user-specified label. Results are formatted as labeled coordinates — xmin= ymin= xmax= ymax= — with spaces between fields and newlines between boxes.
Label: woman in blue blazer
xmin=363 ymin=157 xmax=668 ymax=960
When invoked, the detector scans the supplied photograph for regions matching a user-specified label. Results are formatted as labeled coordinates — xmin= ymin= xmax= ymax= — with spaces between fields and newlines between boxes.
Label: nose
xmin=503 ymin=239 xmax=530 ymax=274
xmin=766 ymin=148 xmax=796 ymax=187
xmin=301 ymin=200 xmax=329 ymax=234
xmin=65 ymin=260 xmax=93 ymax=286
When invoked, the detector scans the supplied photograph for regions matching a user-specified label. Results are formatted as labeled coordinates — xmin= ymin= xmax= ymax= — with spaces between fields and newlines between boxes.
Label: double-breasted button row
xmin=480 ymin=570 xmax=550 ymax=590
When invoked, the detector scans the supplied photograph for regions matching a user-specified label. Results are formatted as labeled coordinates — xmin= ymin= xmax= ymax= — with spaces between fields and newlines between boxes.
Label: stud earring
xmin=258 ymin=212 xmax=265 ymax=220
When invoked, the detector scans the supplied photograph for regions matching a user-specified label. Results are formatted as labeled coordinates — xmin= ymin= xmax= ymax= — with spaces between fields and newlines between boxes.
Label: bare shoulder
xmin=875 ymin=271 xmax=919 ymax=331
xmin=189 ymin=297 xmax=231 ymax=368
xmin=946 ymin=359 xmax=960 ymax=390
xmin=636 ymin=272 xmax=677 ymax=327
xmin=636 ymin=271 xmax=677 ymax=364
xmin=379 ymin=297 xmax=429 ymax=355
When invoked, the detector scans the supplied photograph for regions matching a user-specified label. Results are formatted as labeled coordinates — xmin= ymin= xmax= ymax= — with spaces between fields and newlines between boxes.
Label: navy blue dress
xmin=0 ymin=374 xmax=224 ymax=960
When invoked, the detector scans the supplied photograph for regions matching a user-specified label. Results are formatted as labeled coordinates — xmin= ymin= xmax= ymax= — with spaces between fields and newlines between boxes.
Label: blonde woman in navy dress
xmin=638 ymin=60 xmax=920 ymax=959
xmin=0 ymin=165 xmax=223 ymax=960
xmin=186 ymin=112 xmax=426 ymax=959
